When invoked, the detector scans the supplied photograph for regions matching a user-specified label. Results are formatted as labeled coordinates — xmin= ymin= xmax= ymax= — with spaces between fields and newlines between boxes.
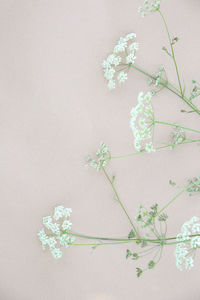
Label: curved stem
xmin=130 ymin=65 xmax=181 ymax=98
xmin=154 ymin=120 xmax=200 ymax=134
xmin=158 ymin=9 xmax=183 ymax=97
xmin=111 ymin=139 xmax=200 ymax=160
xmin=102 ymin=166 xmax=140 ymax=238
xmin=156 ymin=179 xmax=200 ymax=217
xmin=130 ymin=64 xmax=200 ymax=115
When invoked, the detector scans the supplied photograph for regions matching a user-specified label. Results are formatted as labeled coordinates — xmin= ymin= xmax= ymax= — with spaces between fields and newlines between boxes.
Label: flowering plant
xmin=38 ymin=0 xmax=200 ymax=277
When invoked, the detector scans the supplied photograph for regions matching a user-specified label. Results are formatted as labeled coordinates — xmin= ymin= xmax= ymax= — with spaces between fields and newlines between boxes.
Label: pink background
xmin=0 ymin=0 xmax=200 ymax=299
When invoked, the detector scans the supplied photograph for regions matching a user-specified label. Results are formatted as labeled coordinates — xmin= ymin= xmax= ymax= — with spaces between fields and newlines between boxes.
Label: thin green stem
xmin=65 ymin=231 xmax=200 ymax=245
xmin=129 ymin=64 xmax=200 ymax=115
xmin=158 ymin=9 xmax=183 ymax=97
xmin=130 ymin=65 xmax=181 ymax=99
xmin=111 ymin=139 xmax=200 ymax=160
xmin=156 ymin=179 xmax=200 ymax=217
xmin=102 ymin=166 xmax=140 ymax=238
xmin=69 ymin=241 xmax=133 ymax=246
xmin=154 ymin=120 xmax=200 ymax=134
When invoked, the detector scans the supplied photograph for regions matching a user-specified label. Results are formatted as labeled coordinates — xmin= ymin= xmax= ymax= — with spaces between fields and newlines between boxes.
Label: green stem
xmin=156 ymin=179 xmax=200 ymax=217
xmin=111 ymin=139 xmax=200 ymax=159
xmin=158 ymin=9 xmax=183 ymax=97
xmin=65 ymin=231 xmax=200 ymax=245
xmin=130 ymin=64 xmax=200 ymax=116
xmin=69 ymin=241 xmax=133 ymax=246
xmin=154 ymin=120 xmax=200 ymax=134
xmin=102 ymin=166 xmax=140 ymax=238
xmin=130 ymin=65 xmax=181 ymax=98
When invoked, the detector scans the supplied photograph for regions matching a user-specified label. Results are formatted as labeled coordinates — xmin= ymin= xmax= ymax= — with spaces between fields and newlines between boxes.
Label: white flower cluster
xmin=130 ymin=91 xmax=155 ymax=153
xmin=175 ymin=216 xmax=200 ymax=270
xmin=187 ymin=176 xmax=200 ymax=196
xmin=170 ymin=127 xmax=186 ymax=149
xmin=102 ymin=33 xmax=139 ymax=90
xmin=38 ymin=206 xmax=75 ymax=259
xmin=138 ymin=0 xmax=161 ymax=17
xmin=85 ymin=142 xmax=110 ymax=171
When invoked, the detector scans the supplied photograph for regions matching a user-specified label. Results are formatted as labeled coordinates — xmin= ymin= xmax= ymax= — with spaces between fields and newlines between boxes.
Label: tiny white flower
xmin=192 ymin=223 xmax=200 ymax=233
xmin=138 ymin=0 xmax=161 ymax=17
xmin=63 ymin=208 xmax=72 ymax=217
xmin=102 ymin=33 xmax=139 ymax=89
xmin=185 ymin=257 xmax=194 ymax=270
xmin=191 ymin=236 xmax=200 ymax=248
xmin=58 ymin=234 xmax=70 ymax=247
xmin=104 ymin=67 xmax=115 ymax=80
xmin=106 ymin=54 xmax=116 ymax=64
xmin=51 ymin=248 xmax=63 ymax=259
xmin=38 ymin=229 xmax=49 ymax=250
xmin=62 ymin=220 xmax=72 ymax=231
xmin=113 ymin=56 xmax=122 ymax=66
xmin=102 ymin=60 xmax=110 ymax=69
xmin=145 ymin=142 xmax=155 ymax=153
xmin=143 ymin=92 xmax=152 ymax=103
xmin=53 ymin=206 xmax=64 ymax=221
xmin=129 ymin=42 xmax=139 ymax=51
xmin=125 ymin=33 xmax=136 ymax=41
xmin=126 ymin=53 xmax=136 ymax=64
xmin=134 ymin=139 xmax=142 ymax=151
xmin=108 ymin=80 xmax=116 ymax=90
xmin=47 ymin=237 xmax=57 ymax=249
xmin=117 ymin=72 xmax=128 ymax=83
xmin=49 ymin=223 xmax=60 ymax=235
xmin=138 ymin=118 xmax=147 ymax=128
xmin=43 ymin=216 xmax=52 ymax=229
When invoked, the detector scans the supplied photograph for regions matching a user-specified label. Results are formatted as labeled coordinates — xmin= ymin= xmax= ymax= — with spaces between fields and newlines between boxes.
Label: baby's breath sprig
xmin=175 ymin=217 xmax=200 ymax=270
xmin=149 ymin=66 xmax=168 ymax=95
xmin=102 ymin=33 xmax=139 ymax=90
xmin=170 ymin=127 xmax=186 ymax=149
xmin=85 ymin=142 xmax=111 ymax=171
xmin=187 ymin=176 xmax=200 ymax=196
xmin=138 ymin=0 xmax=160 ymax=17
xmin=189 ymin=80 xmax=200 ymax=101
xmin=38 ymin=206 xmax=75 ymax=259
xmin=130 ymin=91 xmax=155 ymax=153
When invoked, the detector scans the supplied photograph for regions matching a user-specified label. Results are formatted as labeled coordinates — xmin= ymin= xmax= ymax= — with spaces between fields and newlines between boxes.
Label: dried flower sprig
xmin=130 ymin=91 xmax=155 ymax=152
xmin=85 ymin=142 xmax=111 ymax=171
xmin=187 ymin=176 xmax=200 ymax=196
xmin=38 ymin=206 xmax=75 ymax=259
xmin=102 ymin=33 xmax=139 ymax=90
xmin=138 ymin=0 xmax=161 ymax=17
xmin=175 ymin=217 xmax=200 ymax=270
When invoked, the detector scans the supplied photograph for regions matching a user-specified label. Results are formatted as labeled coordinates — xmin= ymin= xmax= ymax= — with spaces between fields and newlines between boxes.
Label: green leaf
xmin=126 ymin=249 xmax=132 ymax=259
xmin=158 ymin=213 xmax=168 ymax=222
xmin=148 ymin=260 xmax=156 ymax=269
xmin=132 ymin=253 xmax=139 ymax=260
xmin=128 ymin=229 xmax=135 ymax=239
xmin=136 ymin=267 xmax=143 ymax=278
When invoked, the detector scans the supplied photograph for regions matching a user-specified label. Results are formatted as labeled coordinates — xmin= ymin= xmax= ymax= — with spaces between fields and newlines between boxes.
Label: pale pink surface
xmin=0 ymin=0 xmax=200 ymax=299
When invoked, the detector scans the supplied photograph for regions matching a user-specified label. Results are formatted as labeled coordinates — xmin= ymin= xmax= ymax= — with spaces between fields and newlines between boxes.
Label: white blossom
xmin=86 ymin=142 xmax=110 ymax=171
xmin=130 ymin=91 xmax=155 ymax=153
xmin=117 ymin=72 xmax=128 ymax=83
xmin=138 ymin=1 xmax=161 ymax=17
xmin=175 ymin=216 xmax=200 ymax=270
xmin=38 ymin=206 xmax=75 ymax=259
xmin=102 ymin=33 xmax=139 ymax=89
